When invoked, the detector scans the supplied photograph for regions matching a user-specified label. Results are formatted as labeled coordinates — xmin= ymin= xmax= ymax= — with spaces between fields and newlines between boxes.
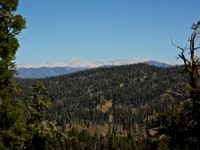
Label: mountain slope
xmin=16 ymin=64 xmax=185 ymax=135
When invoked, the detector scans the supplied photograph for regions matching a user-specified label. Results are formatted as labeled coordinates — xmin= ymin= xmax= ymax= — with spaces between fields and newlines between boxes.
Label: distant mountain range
xmin=16 ymin=67 xmax=87 ymax=79
xmin=16 ymin=59 xmax=182 ymax=78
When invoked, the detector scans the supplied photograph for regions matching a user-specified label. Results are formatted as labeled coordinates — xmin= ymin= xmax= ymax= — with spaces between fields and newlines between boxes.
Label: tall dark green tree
xmin=0 ymin=0 xmax=26 ymax=149
xmin=25 ymin=81 xmax=64 ymax=150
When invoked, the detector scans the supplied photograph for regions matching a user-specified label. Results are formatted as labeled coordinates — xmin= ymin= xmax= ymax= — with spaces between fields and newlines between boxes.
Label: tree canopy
xmin=0 ymin=0 xmax=26 ymax=149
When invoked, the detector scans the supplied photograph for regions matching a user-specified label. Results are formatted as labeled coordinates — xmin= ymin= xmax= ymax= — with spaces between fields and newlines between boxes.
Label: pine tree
xmin=151 ymin=102 xmax=193 ymax=150
xmin=25 ymin=80 xmax=64 ymax=150
xmin=0 ymin=0 xmax=26 ymax=149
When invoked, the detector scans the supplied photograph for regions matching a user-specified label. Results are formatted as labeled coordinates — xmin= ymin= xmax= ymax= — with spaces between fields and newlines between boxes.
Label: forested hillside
xmin=16 ymin=64 xmax=185 ymax=136
xmin=1 ymin=1 xmax=200 ymax=149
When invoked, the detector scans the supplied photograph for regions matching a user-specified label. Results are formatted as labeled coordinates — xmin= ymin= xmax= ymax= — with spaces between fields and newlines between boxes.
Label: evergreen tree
xmin=0 ymin=0 xmax=26 ymax=149
xmin=25 ymin=81 xmax=63 ymax=150
xmin=151 ymin=102 xmax=193 ymax=150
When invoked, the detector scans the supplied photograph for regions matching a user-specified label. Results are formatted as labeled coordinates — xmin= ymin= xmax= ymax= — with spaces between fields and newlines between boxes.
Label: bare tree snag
xmin=172 ymin=21 xmax=200 ymax=150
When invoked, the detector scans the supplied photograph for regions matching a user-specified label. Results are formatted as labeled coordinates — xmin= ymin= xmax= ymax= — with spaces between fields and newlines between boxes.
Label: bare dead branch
xmin=170 ymin=37 xmax=193 ymax=72
xmin=194 ymin=46 xmax=200 ymax=50
xmin=178 ymin=53 xmax=192 ymax=72
xmin=178 ymin=53 xmax=191 ymax=65
xmin=170 ymin=36 xmax=185 ymax=52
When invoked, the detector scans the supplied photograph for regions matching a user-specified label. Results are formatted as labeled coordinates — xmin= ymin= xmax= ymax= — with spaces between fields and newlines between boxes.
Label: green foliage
xmin=16 ymin=64 xmax=185 ymax=135
xmin=25 ymin=81 xmax=65 ymax=150
xmin=0 ymin=0 xmax=26 ymax=149
xmin=151 ymin=102 xmax=193 ymax=149
xmin=0 ymin=100 xmax=27 ymax=149
xmin=15 ymin=64 xmax=186 ymax=149
xmin=3 ymin=0 xmax=199 ymax=149
xmin=65 ymin=129 xmax=141 ymax=150
xmin=3 ymin=2 xmax=198 ymax=149
xmin=26 ymin=81 xmax=51 ymax=123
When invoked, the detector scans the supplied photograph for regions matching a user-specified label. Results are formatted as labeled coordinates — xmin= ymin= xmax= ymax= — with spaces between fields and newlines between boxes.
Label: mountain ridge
xmin=16 ymin=59 xmax=183 ymax=78
xmin=16 ymin=58 xmax=182 ymax=69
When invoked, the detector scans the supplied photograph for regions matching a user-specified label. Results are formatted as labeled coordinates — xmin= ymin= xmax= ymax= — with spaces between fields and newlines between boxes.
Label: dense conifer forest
xmin=1 ymin=0 xmax=200 ymax=149
xmin=16 ymin=64 xmax=185 ymax=136
xmin=13 ymin=64 xmax=186 ymax=149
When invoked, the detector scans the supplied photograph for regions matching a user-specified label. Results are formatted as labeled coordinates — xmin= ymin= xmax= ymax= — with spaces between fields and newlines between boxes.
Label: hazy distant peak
xmin=16 ymin=58 xmax=182 ymax=69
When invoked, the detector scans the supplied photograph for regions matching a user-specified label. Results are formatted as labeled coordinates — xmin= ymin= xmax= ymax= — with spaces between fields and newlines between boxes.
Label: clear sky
xmin=16 ymin=0 xmax=200 ymax=64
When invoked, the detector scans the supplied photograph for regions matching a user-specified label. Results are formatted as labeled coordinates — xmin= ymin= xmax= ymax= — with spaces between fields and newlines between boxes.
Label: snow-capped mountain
xmin=18 ymin=58 xmax=177 ymax=68
xmin=17 ymin=58 xmax=104 ymax=68
xmin=16 ymin=58 xmax=182 ymax=78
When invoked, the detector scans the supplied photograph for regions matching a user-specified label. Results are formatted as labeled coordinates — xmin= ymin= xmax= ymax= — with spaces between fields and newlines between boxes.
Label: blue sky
xmin=16 ymin=0 xmax=200 ymax=64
